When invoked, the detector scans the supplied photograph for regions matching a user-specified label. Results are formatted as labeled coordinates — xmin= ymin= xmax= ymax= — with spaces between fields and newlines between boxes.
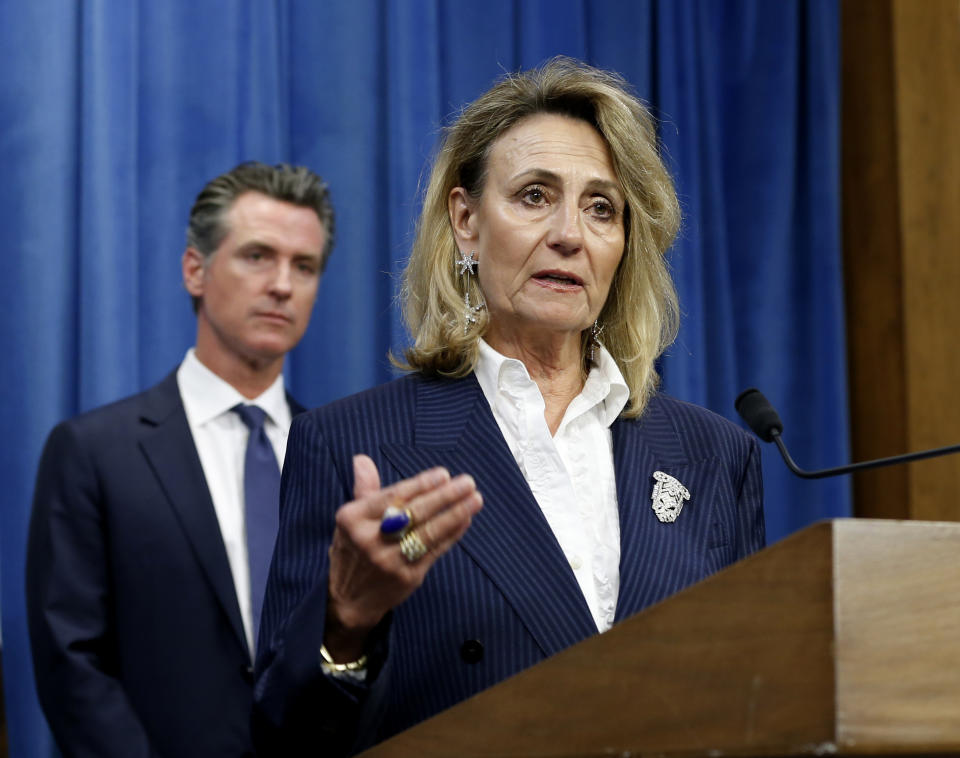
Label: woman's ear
xmin=448 ymin=187 xmax=477 ymax=245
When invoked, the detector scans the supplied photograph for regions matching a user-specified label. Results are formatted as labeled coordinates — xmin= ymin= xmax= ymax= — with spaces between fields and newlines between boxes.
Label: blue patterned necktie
xmin=232 ymin=404 xmax=281 ymax=653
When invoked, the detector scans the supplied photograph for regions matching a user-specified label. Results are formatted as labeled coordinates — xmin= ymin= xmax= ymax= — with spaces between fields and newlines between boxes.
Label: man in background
xmin=26 ymin=162 xmax=334 ymax=758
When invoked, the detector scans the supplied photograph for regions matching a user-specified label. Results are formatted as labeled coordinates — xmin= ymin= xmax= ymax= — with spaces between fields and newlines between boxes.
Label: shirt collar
xmin=474 ymin=338 xmax=629 ymax=429
xmin=575 ymin=343 xmax=629 ymax=428
xmin=178 ymin=348 xmax=290 ymax=428
xmin=475 ymin=338 xmax=525 ymax=401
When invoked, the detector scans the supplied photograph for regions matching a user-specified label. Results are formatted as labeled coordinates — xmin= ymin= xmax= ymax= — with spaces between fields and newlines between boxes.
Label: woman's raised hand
xmin=324 ymin=454 xmax=482 ymax=662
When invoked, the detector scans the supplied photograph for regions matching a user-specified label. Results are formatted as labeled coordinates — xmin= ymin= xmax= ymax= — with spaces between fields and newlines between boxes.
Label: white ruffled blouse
xmin=474 ymin=339 xmax=628 ymax=632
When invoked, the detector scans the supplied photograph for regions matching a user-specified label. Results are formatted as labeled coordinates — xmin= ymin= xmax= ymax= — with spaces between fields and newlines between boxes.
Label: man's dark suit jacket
xmin=252 ymin=372 xmax=765 ymax=757
xmin=26 ymin=370 xmax=303 ymax=758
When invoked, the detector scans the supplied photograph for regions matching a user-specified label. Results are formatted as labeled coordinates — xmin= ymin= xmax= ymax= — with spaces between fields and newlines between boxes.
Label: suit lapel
xmin=611 ymin=413 xmax=662 ymax=621
xmin=612 ymin=398 xmax=724 ymax=621
xmin=286 ymin=392 xmax=306 ymax=417
xmin=137 ymin=372 xmax=250 ymax=658
xmin=380 ymin=375 xmax=597 ymax=657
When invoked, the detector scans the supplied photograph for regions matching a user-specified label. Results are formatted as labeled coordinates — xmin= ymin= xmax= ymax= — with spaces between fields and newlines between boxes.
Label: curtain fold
xmin=0 ymin=2 xmax=844 ymax=755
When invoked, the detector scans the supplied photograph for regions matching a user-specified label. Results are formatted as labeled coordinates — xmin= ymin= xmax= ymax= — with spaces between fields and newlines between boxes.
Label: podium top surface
xmin=358 ymin=519 xmax=960 ymax=758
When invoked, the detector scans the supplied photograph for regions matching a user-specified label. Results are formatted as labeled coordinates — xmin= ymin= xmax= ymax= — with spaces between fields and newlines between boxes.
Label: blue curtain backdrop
xmin=0 ymin=1 xmax=847 ymax=755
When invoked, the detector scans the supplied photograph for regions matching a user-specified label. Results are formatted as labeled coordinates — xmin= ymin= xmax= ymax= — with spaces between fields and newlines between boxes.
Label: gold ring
xmin=399 ymin=529 xmax=428 ymax=563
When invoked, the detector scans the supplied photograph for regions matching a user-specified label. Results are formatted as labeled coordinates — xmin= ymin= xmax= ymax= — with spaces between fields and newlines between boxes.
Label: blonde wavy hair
xmin=399 ymin=57 xmax=680 ymax=418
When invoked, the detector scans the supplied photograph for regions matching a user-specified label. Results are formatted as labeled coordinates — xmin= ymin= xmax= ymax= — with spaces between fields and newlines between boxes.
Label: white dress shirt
xmin=474 ymin=339 xmax=629 ymax=632
xmin=177 ymin=348 xmax=292 ymax=655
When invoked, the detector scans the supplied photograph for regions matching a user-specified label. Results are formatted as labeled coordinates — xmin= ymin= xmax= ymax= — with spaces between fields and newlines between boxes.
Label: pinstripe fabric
xmin=253 ymin=373 xmax=765 ymax=757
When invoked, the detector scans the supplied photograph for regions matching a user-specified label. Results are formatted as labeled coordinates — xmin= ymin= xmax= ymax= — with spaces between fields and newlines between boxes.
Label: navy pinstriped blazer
xmin=253 ymin=372 xmax=764 ymax=756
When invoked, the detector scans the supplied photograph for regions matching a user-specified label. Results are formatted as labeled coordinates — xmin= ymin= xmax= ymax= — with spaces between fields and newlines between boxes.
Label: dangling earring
xmin=589 ymin=320 xmax=604 ymax=363
xmin=455 ymin=250 xmax=484 ymax=334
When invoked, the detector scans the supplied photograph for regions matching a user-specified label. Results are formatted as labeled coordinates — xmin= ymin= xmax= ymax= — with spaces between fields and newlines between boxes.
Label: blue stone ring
xmin=380 ymin=504 xmax=413 ymax=539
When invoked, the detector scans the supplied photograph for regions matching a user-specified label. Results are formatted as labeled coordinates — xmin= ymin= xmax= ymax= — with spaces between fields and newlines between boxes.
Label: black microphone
xmin=735 ymin=387 xmax=960 ymax=480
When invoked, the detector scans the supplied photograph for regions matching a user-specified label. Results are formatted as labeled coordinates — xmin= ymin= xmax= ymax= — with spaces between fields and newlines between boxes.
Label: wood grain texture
xmin=842 ymin=0 xmax=960 ymax=521
xmin=891 ymin=0 xmax=960 ymax=521
xmin=834 ymin=520 xmax=960 ymax=750
xmin=358 ymin=520 xmax=960 ymax=758
xmin=842 ymin=0 xmax=909 ymax=520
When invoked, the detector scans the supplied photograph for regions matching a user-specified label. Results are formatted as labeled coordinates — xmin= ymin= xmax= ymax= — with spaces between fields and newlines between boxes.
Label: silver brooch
xmin=651 ymin=471 xmax=690 ymax=523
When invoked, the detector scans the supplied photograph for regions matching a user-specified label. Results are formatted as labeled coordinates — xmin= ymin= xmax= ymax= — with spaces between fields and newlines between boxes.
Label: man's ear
xmin=182 ymin=247 xmax=206 ymax=298
xmin=448 ymin=187 xmax=478 ymax=246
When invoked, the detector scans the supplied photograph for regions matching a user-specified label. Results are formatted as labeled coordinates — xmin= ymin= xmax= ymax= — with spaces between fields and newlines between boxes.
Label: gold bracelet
xmin=319 ymin=643 xmax=368 ymax=673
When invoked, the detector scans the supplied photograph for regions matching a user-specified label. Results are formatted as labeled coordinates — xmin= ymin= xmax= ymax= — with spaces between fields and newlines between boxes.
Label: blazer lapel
xmin=137 ymin=372 xmax=250 ymax=658
xmin=286 ymin=392 xmax=306 ymax=417
xmin=380 ymin=375 xmax=597 ymax=657
xmin=611 ymin=413 xmax=662 ymax=621
xmin=612 ymin=399 xmax=726 ymax=622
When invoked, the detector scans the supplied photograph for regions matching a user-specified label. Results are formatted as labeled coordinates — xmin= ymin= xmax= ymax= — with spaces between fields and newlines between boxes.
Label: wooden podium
xmin=359 ymin=519 xmax=960 ymax=757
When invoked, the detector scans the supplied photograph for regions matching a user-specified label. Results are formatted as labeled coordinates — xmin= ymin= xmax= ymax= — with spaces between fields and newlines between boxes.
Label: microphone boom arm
xmin=735 ymin=387 xmax=960 ymax=479
xmin=770 ymin=430 xmax=960 ymax=479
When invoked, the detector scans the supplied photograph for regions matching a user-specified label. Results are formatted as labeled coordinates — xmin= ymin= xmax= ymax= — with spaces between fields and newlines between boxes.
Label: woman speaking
xmin=253 ymin=58 xmax=764 ymax=756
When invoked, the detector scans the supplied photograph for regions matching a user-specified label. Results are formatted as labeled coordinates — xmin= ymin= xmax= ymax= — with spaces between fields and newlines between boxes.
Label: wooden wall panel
xmin=842 ymin=0 xmax=909 ymax=519
xmin=842 ymin=0 xmax=960 ymax=520
xmin=892 ymin=0 xmax=960 ymax=520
